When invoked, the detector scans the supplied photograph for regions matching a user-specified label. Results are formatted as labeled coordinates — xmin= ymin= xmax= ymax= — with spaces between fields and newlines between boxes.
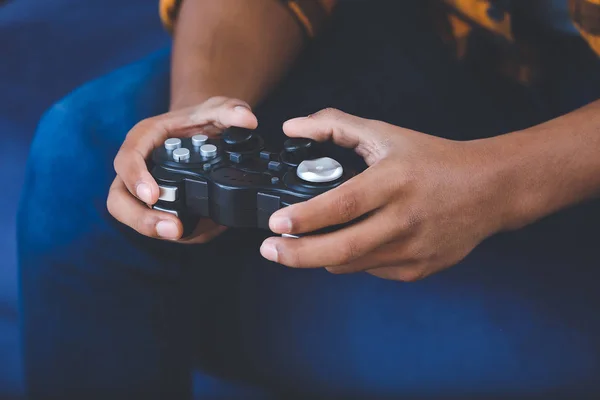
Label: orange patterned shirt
xmin=159 ymin=0 xmax=600 ymax=83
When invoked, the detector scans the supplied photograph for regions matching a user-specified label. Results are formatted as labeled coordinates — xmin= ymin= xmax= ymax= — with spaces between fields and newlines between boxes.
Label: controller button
xmin=202 ymin=163 xmax=212 ymax=171
xmin=153 ymin=206 xmax=179 ymax=217
xmin=158 ymin=185 xmax=178 ymax=202
xmin=191 ymin=134 xmax=208 ymax=147
xmin=164 ymin=138 xmax=182 ymax=151
xmin=296 ymin=157 xmax=343 ymax=183
xmin=268 ymin=161 xmax=283 ymax=171
xmin=282 ymin=233 xmax=300 ymax=239
xmin=260 ymin=151 xmax=275 ymax=160
xmin=229 ymin=152 xmax=244 ymax=163
xmin=284 ymin=138 xmax=313 ymax=153
xmin=271 ymin=177 xmax=280 ymax=184
xmin=200 ymin=144 xmax=218 ymax=158
xmin=173 ymin=148 xmax=190 ymax=162
xmin=223 ymin=127 xmax=254 ymax=146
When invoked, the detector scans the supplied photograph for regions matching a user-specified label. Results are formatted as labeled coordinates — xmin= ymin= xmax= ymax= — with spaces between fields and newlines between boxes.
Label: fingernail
xmin=234 ymin=105 xmax=250 ymax=114
xmin=270 ymin=215 xmax=292 ymax=233
xmin=260 ymin=240 xmax=279 ymax=263
xmin=156 ymin=220 xmax=179 ymax=239
xmin=136 ymin=182 xmax=152 ymax=203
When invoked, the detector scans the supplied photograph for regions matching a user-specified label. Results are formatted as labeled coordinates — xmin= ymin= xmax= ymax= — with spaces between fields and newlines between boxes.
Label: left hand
xmin=260 ymin=108 xmax=519 ymax=281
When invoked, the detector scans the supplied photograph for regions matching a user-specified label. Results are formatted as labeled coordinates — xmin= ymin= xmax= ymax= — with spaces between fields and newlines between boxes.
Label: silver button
xmin=173 ymin=147 xmax=190 ymax=162
xmin=191 ymin=134 xmax=209 ymax=147
xmin=200 ymin=144 xmax=217 ymax=158
xmin=296 ymin=157 xmax=343 ymax=183
xmin=153 ymin=206 xmax=179 ymax=217
xmin=164 ymin=138 xmax=182 ymax=151
xmin=158 ymin=185 xmax=178 ymax=202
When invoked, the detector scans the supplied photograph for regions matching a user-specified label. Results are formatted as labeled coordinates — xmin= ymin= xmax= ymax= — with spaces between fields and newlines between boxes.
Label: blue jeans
xmin=18 ymin=3 xmax=600 ymax=399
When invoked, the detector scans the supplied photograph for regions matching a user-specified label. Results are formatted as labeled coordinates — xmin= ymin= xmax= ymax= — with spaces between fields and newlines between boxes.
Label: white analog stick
xmin=296 ymin=157 xmax=343 ymax=183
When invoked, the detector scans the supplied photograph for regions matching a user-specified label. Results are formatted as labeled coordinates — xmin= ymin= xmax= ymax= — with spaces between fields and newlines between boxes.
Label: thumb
xmin=282 ymin=108 xmax=377 ymax=152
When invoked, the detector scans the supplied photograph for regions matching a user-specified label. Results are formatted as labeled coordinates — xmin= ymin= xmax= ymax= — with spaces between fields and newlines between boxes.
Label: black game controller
xmin=150 ymin=127 xmax=355 ymax=237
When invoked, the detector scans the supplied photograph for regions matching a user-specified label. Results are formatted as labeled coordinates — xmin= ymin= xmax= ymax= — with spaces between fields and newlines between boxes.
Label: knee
xmin=18 ymin=49 xmax=171 ymax=261
xmin=18 ymin=93 xmax=118 ymax=253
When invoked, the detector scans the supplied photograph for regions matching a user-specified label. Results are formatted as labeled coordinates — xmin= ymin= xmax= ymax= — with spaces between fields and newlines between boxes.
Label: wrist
xmin=472 ymin=130 xmax=563 ymax=233
xmin=466 ymin=134 xmax=541 ymax=234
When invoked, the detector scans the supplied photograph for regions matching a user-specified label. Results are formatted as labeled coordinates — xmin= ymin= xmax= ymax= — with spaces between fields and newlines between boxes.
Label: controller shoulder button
xmin=153 ymin=206 xmax=179 ymax=217
xmin=158 ymin=185 xmax=178 ymax=202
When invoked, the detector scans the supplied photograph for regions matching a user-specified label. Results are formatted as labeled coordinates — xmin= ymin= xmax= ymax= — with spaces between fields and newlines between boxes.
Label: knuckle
xmin=390 ymin=168 xmax=416 ymax=192
xmin=337 ymin=238 xmax=362 ymax=265
xmin=281 ymin=245 xmax=303 ymax=268
xmin=402 ymin=240 xmax=427 ymax=263
xmin=223 ymin=98 xmax=242 ymax=109
xmin=316 ymin=107 xmax=343 ymax=121
xmin=134 ymin=117 xmax=156 ymax=131
xmin=334 ymin=192 xmax=359 ymax=222
xmin=205 ymin=96 xmax=228 ymax=107
xmin=133 ymin=215 xmax=157 ymax=237
xmin=395 ymin=209 xmax=422 ymax=233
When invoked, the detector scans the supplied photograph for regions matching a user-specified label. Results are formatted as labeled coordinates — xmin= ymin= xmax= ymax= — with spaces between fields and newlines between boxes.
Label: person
xmin=18 ymin=0 xmax=600 ymax=398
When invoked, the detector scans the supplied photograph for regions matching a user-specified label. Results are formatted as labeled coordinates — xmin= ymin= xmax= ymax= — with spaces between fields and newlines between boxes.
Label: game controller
xmin=150 ymin=127 xmax=355 ymax=236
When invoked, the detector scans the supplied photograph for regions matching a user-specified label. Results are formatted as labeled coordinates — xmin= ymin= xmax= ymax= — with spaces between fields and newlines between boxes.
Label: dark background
xmin=0 ymin=1 xmax=169 ymax=396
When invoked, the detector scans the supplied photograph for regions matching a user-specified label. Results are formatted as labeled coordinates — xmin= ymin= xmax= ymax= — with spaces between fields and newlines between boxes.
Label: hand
xmin=107 ymin=97 xmax=258 ymax=243
xmin=260 ymin=108 xmax=517 ymax=281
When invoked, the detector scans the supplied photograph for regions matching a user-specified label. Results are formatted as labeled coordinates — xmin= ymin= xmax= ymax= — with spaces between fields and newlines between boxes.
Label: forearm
xmin=170 ymin=0 xmax=304 ymax=110
xmin=484 ymin=99 xmax=600 ymax=230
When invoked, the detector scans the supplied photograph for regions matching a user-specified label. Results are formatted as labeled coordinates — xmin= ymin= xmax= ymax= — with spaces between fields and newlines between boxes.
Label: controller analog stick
xmin=296 ymin=157 xmax=343 ymax=183
xmin=282 ymin=138 xmax=316 ymax=165
xmin=284 ymin=138 xmax=313 ymax=154
xmin=223 ymin=127 xmax=255 ymax=150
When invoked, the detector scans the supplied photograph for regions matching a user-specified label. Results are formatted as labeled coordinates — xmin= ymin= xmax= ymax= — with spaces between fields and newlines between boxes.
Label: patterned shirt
xmin=159 ymin=0 xmax=600 ymax=83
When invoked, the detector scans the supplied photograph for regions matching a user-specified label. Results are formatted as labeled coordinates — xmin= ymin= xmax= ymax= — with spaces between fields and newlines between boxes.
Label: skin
xmin=107 ymin=0 xmax=303 ymax=243
xmin=260 ymin=102 xmax=600 ymax=281
xmin=108 ymin=0 xmax=600 ymax=282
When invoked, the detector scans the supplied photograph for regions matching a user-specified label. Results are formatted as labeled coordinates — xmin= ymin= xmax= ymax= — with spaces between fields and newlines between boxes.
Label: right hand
xmin=107 ymin=96 xmax=258 ymax=243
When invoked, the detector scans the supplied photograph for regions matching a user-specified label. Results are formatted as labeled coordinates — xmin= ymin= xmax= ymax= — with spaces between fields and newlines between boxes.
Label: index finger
xmin=282 ymin=108 xmax=385 ymax=165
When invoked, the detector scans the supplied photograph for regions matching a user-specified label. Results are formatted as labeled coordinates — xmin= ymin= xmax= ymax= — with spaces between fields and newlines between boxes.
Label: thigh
xmin=17 ymin=48 xmax=257 ymax=399
xmin=222 ymin=2 xmax=600 ymax=398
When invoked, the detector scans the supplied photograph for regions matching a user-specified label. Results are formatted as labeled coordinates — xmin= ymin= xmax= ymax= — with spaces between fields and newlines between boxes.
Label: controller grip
xmin=180 ymin=214 xmax=202 ymax=239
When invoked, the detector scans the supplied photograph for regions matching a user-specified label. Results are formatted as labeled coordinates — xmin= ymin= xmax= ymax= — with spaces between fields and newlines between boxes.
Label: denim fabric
xmin=18 ymin=2 xmax=600 ymax=399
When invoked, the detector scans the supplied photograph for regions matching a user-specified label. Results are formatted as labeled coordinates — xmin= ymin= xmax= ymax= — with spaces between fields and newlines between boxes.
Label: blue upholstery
xmin=0 ymin=1 xmax=168 ymax=396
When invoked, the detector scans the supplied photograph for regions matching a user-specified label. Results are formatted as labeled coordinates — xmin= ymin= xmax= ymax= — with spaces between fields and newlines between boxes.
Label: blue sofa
xmin=0 ymin=1 xmax=169 ymax=396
